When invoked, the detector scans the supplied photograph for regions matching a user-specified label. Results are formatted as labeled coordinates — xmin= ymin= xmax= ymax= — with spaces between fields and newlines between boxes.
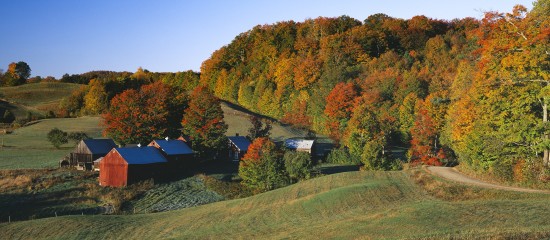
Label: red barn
xmin=99 ymin=146 xmax=168 ymax=187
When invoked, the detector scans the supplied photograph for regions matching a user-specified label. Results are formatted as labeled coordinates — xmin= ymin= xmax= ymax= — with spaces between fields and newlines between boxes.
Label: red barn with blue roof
xmin=99 ymin=146 xmax=168 ymax=187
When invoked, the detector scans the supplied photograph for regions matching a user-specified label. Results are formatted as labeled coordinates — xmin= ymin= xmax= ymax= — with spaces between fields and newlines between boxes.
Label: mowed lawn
xmin=1 ymin=170 xmax=550 ymax=239
xmin=0 ymin=117 xmax=103 ymax=169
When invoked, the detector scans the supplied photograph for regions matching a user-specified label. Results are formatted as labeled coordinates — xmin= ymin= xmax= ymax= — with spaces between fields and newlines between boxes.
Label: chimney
xmin=236 ymin=133 xmax=239 ymax=136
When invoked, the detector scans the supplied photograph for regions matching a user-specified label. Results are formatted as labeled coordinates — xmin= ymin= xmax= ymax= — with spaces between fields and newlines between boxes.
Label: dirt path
xmin=427 ymin=166 xmax=550 ymax=194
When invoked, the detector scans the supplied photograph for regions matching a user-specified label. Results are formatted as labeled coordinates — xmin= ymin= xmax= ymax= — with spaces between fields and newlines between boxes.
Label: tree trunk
xmin=544 ymin=99 xmax=549 ymax=167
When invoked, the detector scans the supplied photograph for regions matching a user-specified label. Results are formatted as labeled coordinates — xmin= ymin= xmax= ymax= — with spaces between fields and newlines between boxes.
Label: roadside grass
xmin=2 ymin=169 xmax=550 ymax=239
xmin=0 ymin=117 xmax=103 ymax=169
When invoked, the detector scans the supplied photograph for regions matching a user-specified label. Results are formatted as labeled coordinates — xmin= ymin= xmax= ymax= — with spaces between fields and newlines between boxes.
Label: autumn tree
xmin=324 ymin=82 xmax=359 ymax=143
xmin=409 ymin=100 xmax=442 ymax=166
xmin=181 ymin=85 xmax=228 ymax=159
xmin=83 ymin=79 xmax=108 ymax=115
xmin=103 ymin=81 xmax=186 ymax=145
xmin=239 ymin=137 xmax=287 ymax=192
xmin=1 ymin=61 xmax=31 ymax=86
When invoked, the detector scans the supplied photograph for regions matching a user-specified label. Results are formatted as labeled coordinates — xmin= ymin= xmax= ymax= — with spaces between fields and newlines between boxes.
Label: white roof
xmin=285 ymin=139 xmax=315 ymax=150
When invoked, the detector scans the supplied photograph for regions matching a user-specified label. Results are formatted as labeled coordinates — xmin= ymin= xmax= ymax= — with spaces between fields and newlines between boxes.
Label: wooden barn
xmin=228 ymin=136 xmax=251 ymax=161
xmin=99 ymin=146 xmax=168 ymax=187
xmin=285 ymin=139 xmax=316 ymax=154
xmin=148 ymin=138 xmax=194 ymax=168
xmin=60 ymin=139 xmax=117 ymax=170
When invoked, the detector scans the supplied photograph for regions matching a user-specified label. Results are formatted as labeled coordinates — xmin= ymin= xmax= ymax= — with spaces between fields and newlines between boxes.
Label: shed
xmin=228 ymin=136 xmax=251 ymax=161
xmin=93 ymin=157 xmax=103 ymax=171
xmin=65 ymin=139 xmax=117 ymax=170
xmin=99 ymin=146 xmax=168 ymax=187
xmin=285 ymin=139 xmax=316 ymax=154
xmin=148 ymin=139 xmax=194 ymax=165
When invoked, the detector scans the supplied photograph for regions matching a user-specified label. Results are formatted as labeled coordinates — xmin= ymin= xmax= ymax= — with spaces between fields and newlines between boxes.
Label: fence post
xmin=8 ymin=216 xmax=10 ymax=223
xmin=55 ymin=212 xmax=57 ymax=217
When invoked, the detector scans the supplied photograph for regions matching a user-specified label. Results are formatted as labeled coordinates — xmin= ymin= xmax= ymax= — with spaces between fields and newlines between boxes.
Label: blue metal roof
xmin=115 ymin=147 xmax=168 ymax=165
xmin=228 ymin=136 xmax=251 ymax=152
xmin=83 ymin=139 xmax=117 ymax=155
xmin=151 ymin=139 xmax=194 ymax=155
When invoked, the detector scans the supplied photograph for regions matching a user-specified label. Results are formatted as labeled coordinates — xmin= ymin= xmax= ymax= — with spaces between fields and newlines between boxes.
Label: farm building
xmin=99 ymin=146 xmax=168 ymax=187
xmin=60 ymin=139 xmax=117 ymax=170
xmin=285 ymin=139 xmax=316 ymax=154
xmin=228 ymin=136 xmax=251 ymax=161
xmin=148 ymin=138 xmax=194 ymax=166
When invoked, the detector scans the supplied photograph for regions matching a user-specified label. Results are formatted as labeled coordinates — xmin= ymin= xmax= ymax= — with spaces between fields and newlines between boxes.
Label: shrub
xmin=284 ymin=151 xmax=313 ymax=182
xmin=68 ymin=132 xmax=89 ymax=145
xmin=326 ymin=148 xmax=360 ymax=165
xmin=238 ymin=138 xmax=288 ymax=193
xmin=47 ymin=128 xmax=68 ymax=149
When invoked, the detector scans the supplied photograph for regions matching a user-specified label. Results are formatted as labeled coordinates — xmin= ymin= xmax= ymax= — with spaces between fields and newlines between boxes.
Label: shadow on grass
xmin=317 ymin=165 xmax=361 ymax=175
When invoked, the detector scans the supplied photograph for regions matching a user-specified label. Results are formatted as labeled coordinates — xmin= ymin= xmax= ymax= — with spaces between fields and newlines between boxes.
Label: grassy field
xmin=0 ymin=82 xmax=82 ymax=118
xmin=0 ymin=117 xmax=103 ymax=169
xmin=1 ymin=168 xmax=549 ymax=239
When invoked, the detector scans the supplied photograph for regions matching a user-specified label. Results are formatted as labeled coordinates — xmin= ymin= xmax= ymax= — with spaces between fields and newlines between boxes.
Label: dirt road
xmin=427 ymin=166 xmax=550 ymax=194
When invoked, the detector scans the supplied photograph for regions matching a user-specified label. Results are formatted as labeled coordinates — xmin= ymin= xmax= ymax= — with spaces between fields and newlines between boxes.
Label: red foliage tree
xmin=102 ymin=82 xmax=185 ymax=145
xmin=324 ymin=82 xmax=359 ymax=143
xmin=409 ymin=100 xmax=442 ymax=166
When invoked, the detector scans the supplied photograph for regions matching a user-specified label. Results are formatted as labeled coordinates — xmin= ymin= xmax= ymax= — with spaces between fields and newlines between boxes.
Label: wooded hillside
xmin=199 ymin=1 xmax=549 ymax=182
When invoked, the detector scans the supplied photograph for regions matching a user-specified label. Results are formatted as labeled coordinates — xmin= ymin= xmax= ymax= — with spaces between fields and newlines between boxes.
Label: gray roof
xmin=83 ymin=139 xmax=117 ymax=155
xmin=285 ymin=139 xmax=315 ymax=150
xmin=228 ymin=136 xmax=251 ymax=152
xmin=151 ymin=139 xmax=194 ymax=155
xmin=115 ymin=147 xmax=168 ymax=165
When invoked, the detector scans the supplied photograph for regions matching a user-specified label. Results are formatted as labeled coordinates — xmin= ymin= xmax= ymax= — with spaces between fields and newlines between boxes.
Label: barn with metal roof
xmin=148 ymin=139 xmax=195 ymax=168
xmin=61 ymin=139 xmax=117 ymax=170
xmin=228 ymin=136 xmax=251 ymax=161
xmin=99 ymin=146 xmax=168 ymax=187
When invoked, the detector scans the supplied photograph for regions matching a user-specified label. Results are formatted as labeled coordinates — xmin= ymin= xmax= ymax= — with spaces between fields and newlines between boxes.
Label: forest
xmin=197 ymin=2 xmax=549 ymax=182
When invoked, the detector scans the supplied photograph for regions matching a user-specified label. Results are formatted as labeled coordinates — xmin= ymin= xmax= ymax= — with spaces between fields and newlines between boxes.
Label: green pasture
xmin=0 ymin=117 xmax=103 ymax=169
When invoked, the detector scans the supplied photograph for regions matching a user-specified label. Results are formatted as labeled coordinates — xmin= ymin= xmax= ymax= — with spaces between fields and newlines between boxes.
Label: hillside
xmin=0 ymin=82 xmax=82 ymax=119
xmin=2 ymin=170 xmax=550 ymax=239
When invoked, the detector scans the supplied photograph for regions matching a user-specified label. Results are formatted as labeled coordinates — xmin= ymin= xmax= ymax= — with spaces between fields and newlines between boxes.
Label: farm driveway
xmin=427 ymin=166 xmax=550 ymax=194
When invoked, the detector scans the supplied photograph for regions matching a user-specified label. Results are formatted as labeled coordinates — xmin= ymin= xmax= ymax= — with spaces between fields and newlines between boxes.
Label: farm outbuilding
xmin=99 ymin=146 xmax=168 ymax=187
xmin=228 ymin=136 xmax=251 ymax=161
xmin=148 ymin=138 xmax=194 ymax=168
xmin=61 ymin=139 xmax=117 ymax=170
xmin=285 ymin=139 xmax=316 ymax=154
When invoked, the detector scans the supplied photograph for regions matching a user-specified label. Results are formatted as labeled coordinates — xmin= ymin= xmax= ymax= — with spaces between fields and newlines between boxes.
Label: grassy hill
xmin=0 ymin=117 xmax=103 ymax=169
xmin=1 ymin=169 xmax=549 ymax=239
xmin=0 ymin=82 xmax=82 ymax=119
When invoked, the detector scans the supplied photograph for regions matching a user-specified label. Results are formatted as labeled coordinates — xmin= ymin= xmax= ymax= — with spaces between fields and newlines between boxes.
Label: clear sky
xmin=0 ymin=0 xmax=534 ymax=78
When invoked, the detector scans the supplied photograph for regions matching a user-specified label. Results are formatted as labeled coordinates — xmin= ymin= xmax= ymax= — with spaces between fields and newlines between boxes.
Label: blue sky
xmin=0 ymin=0 xmax=534 ymax=78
